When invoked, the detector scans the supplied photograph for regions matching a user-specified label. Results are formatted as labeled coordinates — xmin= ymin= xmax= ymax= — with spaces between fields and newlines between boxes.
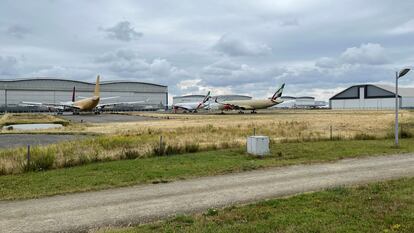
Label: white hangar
xmin=329 ymin=84 xmax=414 ymax=109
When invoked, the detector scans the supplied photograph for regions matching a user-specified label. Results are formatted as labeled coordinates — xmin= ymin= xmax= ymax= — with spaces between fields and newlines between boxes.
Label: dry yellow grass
xmin=1 ymin=109 xmax=413 ymax=175
xmin=83 ymin=109 xmax=414 ymax=140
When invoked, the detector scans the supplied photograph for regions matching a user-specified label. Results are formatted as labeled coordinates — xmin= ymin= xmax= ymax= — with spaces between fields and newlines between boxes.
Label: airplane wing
xmin=214 ymin=98 xmax=252 ymax=110
xmin=173 ymin=104 xmax=194 ymax=111
xmin=100 ymin=96 xmax=119 ymax=101
xmin=20 ymin=101 xmax=79 ymax=110
xmin=76 ymin=96 xmax=119 ymax=100
xmin=96 ymin=99 xmax=148 ymax=109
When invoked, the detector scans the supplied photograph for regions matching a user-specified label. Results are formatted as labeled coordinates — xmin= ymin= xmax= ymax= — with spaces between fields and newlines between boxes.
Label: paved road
xmin=0 ymin=134 xmax=83 ymax=149
xmin=1 ymin=154 xmax=413 ymax=233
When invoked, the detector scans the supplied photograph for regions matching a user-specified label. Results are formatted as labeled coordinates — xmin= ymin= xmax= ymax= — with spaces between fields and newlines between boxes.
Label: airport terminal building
xmin=0 ymin=78 xmax=168 ymax=112
xmin=330 ymin=84 xmax=414 ymax=109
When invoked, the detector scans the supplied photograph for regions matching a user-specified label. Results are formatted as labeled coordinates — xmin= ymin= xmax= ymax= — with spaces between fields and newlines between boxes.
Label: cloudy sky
xmin=1 ymin=0 xmax=414 ymax=101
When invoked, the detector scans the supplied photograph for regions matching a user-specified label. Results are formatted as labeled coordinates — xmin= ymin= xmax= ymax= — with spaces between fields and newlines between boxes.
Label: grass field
xmin=100 ymin=177 xmax=414 ymax=233
xmin=1 ymin=138 xmax=413 ymax=200
xmin=0 ymin=110 xmax=413 ymax=174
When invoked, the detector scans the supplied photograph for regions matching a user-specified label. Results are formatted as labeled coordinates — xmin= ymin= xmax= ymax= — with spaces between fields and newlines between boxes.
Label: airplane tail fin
xmin=72 ymin=86 xmax=76 ymax=102
xmin=94 ymin=75 xmax=100 ymax=97
xmin=196 ymin=91 xmax=211 ymax=109
xmin=202 ymin=91 xmax=211 ymax=103
xmin=271 ymin=83 xmax=285 ymax=100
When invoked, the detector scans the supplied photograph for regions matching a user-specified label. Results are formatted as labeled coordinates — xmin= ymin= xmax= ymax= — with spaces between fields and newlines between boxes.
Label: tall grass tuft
xmin=353 ymin=133 xmax=377 ymax=140
xmin=121 ymin=149 xmax=142 ymax=160
xmin=184 ymin=142 xmax=200 ymax=153
xmin=22 ymin=147 xmax=56 ymax=172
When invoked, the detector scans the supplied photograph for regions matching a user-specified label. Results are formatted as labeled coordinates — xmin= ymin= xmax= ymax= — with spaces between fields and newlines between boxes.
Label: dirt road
xmin=1 ymin=154 xmax=413 ymax=233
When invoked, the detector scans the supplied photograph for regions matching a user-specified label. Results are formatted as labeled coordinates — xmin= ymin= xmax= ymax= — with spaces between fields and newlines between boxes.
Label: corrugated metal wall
xmin=0 ymin=79 xmax=168 ymax=112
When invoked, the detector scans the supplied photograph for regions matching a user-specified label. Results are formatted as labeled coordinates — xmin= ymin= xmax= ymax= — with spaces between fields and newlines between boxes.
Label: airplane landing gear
xmin=251 ymin=110 xmax=257 ymax=114
xmin=238 ymin=111 xmax=245 ymax=114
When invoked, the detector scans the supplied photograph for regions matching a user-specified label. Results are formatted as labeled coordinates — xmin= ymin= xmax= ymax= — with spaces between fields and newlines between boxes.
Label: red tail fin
xmin=72 ymin=86 xmax=76 ymax=102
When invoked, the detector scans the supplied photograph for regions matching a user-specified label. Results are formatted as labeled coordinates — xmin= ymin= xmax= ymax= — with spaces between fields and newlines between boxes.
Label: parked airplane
xmin=215 ymin=84 xmax=285 ymax=114
xmin=21 ymin=76 xmax=147 ymax=115
xmin=172 ymin=91 xmax=211 ymax=113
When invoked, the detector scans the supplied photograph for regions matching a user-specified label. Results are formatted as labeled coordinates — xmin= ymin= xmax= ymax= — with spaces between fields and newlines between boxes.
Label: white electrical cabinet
xmin=247 ymin=136 xmax=269 ymax=156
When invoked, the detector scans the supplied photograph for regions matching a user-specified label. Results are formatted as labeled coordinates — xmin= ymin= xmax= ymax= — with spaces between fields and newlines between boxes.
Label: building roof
xmin=330 ymin=84 xmax=414 ymax=100
xmin=0 ymin=77 xmax=167 ymax=88
xmin=296 ymin=96 xmax=315 ymax=99
xmin=375 ymin=84 xmax=414 ymax=97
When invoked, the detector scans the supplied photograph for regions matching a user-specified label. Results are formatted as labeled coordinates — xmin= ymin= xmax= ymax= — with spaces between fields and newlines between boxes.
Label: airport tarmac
xmin=61 ymin=113 xmax=155 ymax=123
xmin=0 ymin=134 xmax=83 ymax=149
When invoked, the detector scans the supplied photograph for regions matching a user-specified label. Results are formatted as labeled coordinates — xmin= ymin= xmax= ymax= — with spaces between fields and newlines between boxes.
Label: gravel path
xmin=1 ymin=154 xmax=413 ymax=233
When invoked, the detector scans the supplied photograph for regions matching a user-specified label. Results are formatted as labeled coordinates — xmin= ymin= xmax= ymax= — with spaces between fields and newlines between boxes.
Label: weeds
xmin=353 ymin=133 xmax=377 ymax=140
xmin=152 ymin=141 xmax=200 ymax=156
xmin=121 ymin=149 xmax=141 ymax=160
xmin=22 ymin=147 xmax=56 ymax=172
xmin=204 ymin=208 xmax=219 ymax=217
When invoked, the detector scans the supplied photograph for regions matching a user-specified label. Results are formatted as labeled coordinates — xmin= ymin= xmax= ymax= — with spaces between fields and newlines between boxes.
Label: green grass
xmin=103 ymin=177 xmax=414 ymax=233
xmin=0 ymin=139 xmax=413 ymax=200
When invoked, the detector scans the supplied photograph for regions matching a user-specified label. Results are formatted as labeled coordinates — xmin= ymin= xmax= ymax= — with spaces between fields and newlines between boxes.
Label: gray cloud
xmin=1 ymin=0 xmax=414 ymax=100
xmin=213 ymin=35 xmax=272 ymax=56
xmin=6 ymin=25 xmax=31 ymax=39
xmin=94 ymin=49 xmax=191 ymax=85
xmin=0 ymin=56 xmax=19 ymax=76
xmin=201 ymin=59 xmax=286 ymax=87
xmin=340 ymin=43 xmax=388 ymax=65
xmin=279 ymin=18 xmax=299 ymax=27
xmin=315 ymin=43 xmax=389 ymax=70
xmin=389 ymin=19 xmax=414 ymax=35
xmin=103 ymin=21 xmax=143 ymax=42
